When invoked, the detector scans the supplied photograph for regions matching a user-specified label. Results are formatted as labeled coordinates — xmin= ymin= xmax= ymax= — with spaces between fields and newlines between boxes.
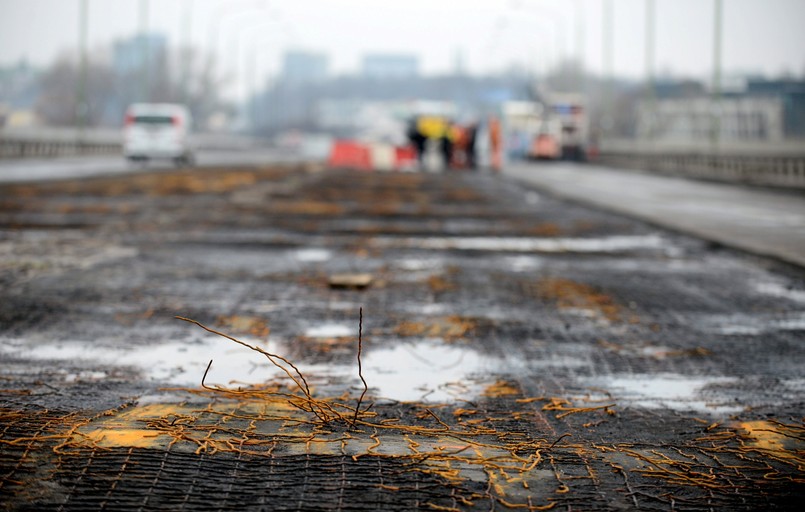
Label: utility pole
xmin=711 ymin=0 xmax=723 ymax=147
xmin=181 ymin=0 xmax=194 ymax=104
xmin=644 ymin=0 xmax=655 ymax=139
xmin=575 ymin=0 xmax=585 ymax=81
xmin=139 ymin=0 xmax=150 ymax=101
xmin=248 ymin=47 xmax=257 ymax=134
xmin=601 ymin=0 xmax=613 ymax=138
xmin=77 ymin=0 xmax=88 ymax=136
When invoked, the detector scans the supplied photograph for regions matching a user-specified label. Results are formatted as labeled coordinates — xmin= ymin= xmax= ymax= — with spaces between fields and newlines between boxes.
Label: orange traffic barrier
xmin=327 ymin=140 xmax=372 ymax=170
xmin=394 ymin=145 xmax=418 ymax=171
xmin=532 ymin=134 xmax=560 ymax=160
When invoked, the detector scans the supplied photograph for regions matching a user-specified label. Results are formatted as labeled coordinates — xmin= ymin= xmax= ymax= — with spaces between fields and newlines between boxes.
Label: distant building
xmin=0 ymin=59 xmax=41 ymax=126
xmin=636 ymin=78 xmax=805 ymax=142
xmin=0 ymin=59 xmax=39 ymax=108
xmin=113 ymin=33 xmax=167 ymax=75
xmin=746 ymin=79 xmax=805 ymax=138
xmin=281 ymin=51 xmax=329 ymax=84
xmin=361 ymin=54 xmax=419 ymax=79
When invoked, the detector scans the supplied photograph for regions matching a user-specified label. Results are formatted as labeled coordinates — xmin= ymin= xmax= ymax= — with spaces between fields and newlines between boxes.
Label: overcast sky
xmin=1 ymin=0 xmax=803 ymax=81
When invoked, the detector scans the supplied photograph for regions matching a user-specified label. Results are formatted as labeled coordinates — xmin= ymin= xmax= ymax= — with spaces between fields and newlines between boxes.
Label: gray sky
xmin=1 ymin=0 xmax=803 ymax=81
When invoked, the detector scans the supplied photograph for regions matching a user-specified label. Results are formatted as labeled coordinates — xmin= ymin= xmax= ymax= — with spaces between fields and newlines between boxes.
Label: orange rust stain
xmin=217 ymin=315 xmax=270 ymax=338
xmin=83 ymin=428 xmax=166 ymax=449
xmin=393 ymin=316 xmax=477 ymax=342
xmin=739 ymin=420 xmax=791 ymax=453
xmin=526 ymin=222 xmax=562 ymax=237
xmin=426 ymin=275 xmax=455 ymax=293
xmin=116 ymin=403 xmax=187 ymax=420
xmin=267 ymin=200 xmax=345 ymax=216
xmin=482 ymin=380 xmax=520 ymax=398
xmin=536 ymin=277 xmax=623 ymax=323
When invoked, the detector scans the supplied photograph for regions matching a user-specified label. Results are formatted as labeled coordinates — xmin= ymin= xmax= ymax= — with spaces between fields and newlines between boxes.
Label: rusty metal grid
xmin=1 ymin=166 xmax=804 ymax=510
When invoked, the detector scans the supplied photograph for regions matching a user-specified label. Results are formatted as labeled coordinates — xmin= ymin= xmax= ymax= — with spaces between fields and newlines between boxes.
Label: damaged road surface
xmin=1 ymin=165 xmax=803 ymax=510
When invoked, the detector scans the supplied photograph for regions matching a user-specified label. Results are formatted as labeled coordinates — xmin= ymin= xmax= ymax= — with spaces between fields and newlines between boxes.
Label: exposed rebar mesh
xmin=49 ymin=450 xmax=475 ymax=512
xmin=2 ymin=167 xmax=805 ymax=511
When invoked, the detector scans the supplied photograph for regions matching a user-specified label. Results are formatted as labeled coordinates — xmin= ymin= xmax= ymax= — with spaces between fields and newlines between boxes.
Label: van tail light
xmin=124 ymin=113 xmax=134 ymax=126
xmin=172 ymin=116 xmax=181 ymax=126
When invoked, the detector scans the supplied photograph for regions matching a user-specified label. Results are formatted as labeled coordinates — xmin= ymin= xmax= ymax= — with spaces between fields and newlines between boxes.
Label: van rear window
xmin=134 ymin=115 xmax=174 ymax=124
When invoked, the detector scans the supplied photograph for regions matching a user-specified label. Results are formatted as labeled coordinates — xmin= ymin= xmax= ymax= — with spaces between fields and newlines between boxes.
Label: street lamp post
xmin=601 ymin=0 xmax=614 ymax=138
xmin=228 ymin=21 xmax=283 ymax=132
xmin=246 ymin=31 xmax=292 ymax=134
xmin=76 ymin=0 xmax=89 ymax=136
xmin=206 ymin=0 xmax=266 ymax=70
xmin=711 ymin=0 xmax=723 ymax=147
xmin=644 ymin=0 xmax=656 ymax=140
xmin=574 ymin=0 xmax=585 ymax=72
xmin=139 ymin=0 xmax=150 ymax=101
xmin=180 ymin=0 xmax=194 ymax=104
xmin=510 ymin=1 xmax=568 ymax=75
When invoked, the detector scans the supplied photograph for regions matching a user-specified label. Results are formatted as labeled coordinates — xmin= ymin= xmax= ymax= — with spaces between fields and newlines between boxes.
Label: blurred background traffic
xmin=0 ymin=0 xmax=803 ymax=173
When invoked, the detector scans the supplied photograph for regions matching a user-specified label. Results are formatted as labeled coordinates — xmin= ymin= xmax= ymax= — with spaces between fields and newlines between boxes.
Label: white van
xmin=123 ymin=103 xmax=194 ymax=165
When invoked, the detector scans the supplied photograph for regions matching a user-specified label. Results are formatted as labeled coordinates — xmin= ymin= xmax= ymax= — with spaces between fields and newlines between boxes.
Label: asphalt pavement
xmin=505 ymin=161 xmax=805 ymax=269
xmin=0 ymin=148 xmax=300 ymax=184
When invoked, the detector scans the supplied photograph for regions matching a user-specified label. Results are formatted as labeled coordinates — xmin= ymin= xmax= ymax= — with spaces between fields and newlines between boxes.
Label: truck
xmin=501 ymin=95 xmax=588 ymax=161
xmin=545 ymin=93 xmax=588 ymax=161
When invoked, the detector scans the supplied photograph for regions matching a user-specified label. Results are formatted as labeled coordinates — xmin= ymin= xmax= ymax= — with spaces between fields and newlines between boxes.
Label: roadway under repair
xmin=0 ymin=164 xmax=803 ymax=510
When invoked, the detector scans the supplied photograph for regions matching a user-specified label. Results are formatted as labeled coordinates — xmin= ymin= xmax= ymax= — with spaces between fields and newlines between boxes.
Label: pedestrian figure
xmin=406 ymin=118 xmax=426 ymax=167
xmin=440 ymin=121 xmax=455 ymax=170
xmin=466 ymin=123 xmax=478 ymax=169
xmin=489 ymin=116 xmax=502 ymax=172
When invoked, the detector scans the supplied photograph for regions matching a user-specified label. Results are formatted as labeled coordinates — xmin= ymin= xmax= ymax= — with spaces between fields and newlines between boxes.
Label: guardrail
xmin=0 ymin=127 xmax=121 ymax=158
xmin=597 ymin=139 xmax=805 ymax=189
xmin=0 ymin=127 xmax=273 ymax=159
xmin=0 ymin=138 xmax=122 ymax=158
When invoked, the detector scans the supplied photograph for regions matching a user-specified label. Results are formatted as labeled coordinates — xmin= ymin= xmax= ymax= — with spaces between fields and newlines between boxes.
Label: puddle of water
xmin=304 ymin=324 xmax=354 ymax=338
xmin=293 ymin=248 xmax=332 ymax=262
xmin=503 ymin=255 xmax=543 ymax=272
xmin=396 ymin=258 xmax=445 ymax=271
xmin=584 ymin=374 xmax=742 ymax=414
xmin=526 ymin=353 xmax=591 ymax=370
xmin=359 ymin=339 xmax=495 ymax=402
xmin=696 ymin=313 xmax=805 ymax=335
xmin=715 ymin=325 xmax=764 ymax=335
xmin=418 ymin=303 xmax=450 ymax=315
xmin=755 ymin=281 xmax=805 ymax=303
xmin=376 ymin=235 xmax=670 ymax=253
xmin=393 ymin=258 xmax=447 ymax=283
xmin=2 ymin=333 xmax=497 ymax=403
xmin=1 ymin=336 xmax=289 ymax=387
xmin=64 ymin=370 xmax=108 ymax=383
xmin=0 ymin=240 xmax=137 ymax=274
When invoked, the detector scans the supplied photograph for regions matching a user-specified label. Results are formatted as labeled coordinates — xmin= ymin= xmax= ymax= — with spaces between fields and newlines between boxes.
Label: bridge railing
xmin=0 ymin=127 xmax=121 ymax=158
xmin=597 ymin=139 xmax=805 ymax=189
xmin=0 ymin=127 xmax=272 ymax=159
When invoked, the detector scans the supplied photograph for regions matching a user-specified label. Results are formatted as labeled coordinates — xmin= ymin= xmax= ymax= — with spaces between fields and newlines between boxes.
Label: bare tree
xmin=36 ymin=45 xmax=231 ymax=130
xmin=36 ymin=54 xmax=115 ymax=127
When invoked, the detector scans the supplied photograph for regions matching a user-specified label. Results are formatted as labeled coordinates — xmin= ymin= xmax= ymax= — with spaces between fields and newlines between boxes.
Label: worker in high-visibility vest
xmin=413 ymin=116 xmax=455 ymax=170
xmin=489 ymin=116 xmax=502 ymax=172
